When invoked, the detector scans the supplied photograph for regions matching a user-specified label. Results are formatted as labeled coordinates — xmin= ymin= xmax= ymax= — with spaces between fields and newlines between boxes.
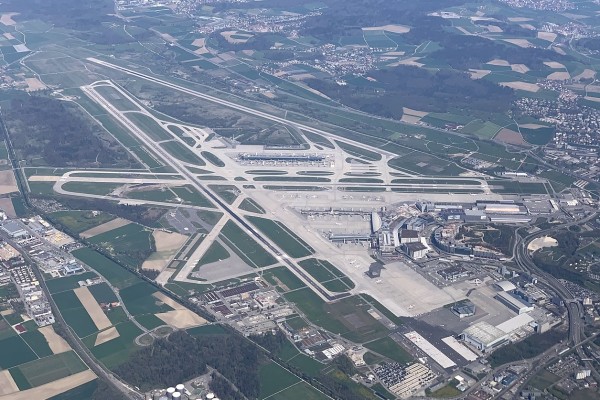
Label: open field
xmin=46 ymin=272 xmax=98 ymax=294
xmin=0 ymin=370 xmax=96 ymax=400
xmin=53 ymin=290 xmax=98 ymax=338
xmin=38 ymin=326 xmax=70 ymax=354
xmin=246 ymin=216 xmax=314 ymax=258
xmin=89 ymin=321 xmax=143 ymax=369
xmin=219 ymin=220 xmax=277 ymax=268
xmin=142 ymin=230 xmax=187 ymax=271
xmin=0 ymin=370 xmax=18 ymax=396
xmin=94 ymin=327 xmax=119 ymax=346
xmin=238 ymin=198 xmax=265 ymax=214
xmin=72 ymin=248 xmax=140 ymax=289
xmin=155 ymin=309 xmax=207 ymax=329
xmin=74 ymin=287 xmax=112 ymax=331
xmin=364 ymin=337 xmax=413 ymax=364
xmin=12 ymin=351 xmax=87 ymax=388
xmin=258 ymin=361 xmax=301 ymax=399
xmin=79 ymin=217 xmax=129 ymax=238
xmin=119 ymin=281 xmax=172 ymax=316
xmin=0 ymin=170 xmax=18 ymax=194
xmin=0 ymin=335 xmax=38 ymax=369
xmin=50 ymin=211 xmax=115 ymax=235
xmin=87 ymin=222 xmax=154 ymax=269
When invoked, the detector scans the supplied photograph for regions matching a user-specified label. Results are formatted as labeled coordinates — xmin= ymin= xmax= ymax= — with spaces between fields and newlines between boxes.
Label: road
xmin=81 ymin=83 xmax=349 ymax=303
xmin=1 ymin=232 xmax=142 ymax=400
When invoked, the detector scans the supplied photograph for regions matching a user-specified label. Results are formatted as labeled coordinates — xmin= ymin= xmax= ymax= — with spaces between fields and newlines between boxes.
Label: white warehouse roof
xmin=463 ymin=322 xmax=507 ymax=347
xmin=495 ymin=281 xmax=517 ymax=292
xmin=496 ymin=313 xmax=534 ymax=334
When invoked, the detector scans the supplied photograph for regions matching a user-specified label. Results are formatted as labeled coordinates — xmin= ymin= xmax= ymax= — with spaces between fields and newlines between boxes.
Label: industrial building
xmin=495 ymin=281 xmax=517 ymax=292
xmin=403 ymin=242 xmax=428 ymax=259
xmin=399 ymin=229 xmax=420 ymax=244
xmin=495 ymin=291 xmax=534 ymax=314
xmin=461 ymin=322 xmax=509 ymax=352
xmin=1 ymin=220 xmax=28 ymax=239
xmin=438 ymin=266 xmax=469 ymax=282
xmin=451 ymin=300 xmax=476 ymax=318
xmin=238 ymin=153 xmax=325 ymax=162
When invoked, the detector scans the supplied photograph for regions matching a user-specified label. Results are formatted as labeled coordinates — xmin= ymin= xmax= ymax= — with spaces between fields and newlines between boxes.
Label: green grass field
xmin=160 ymin=141 xmax=205 ymax=165
xmin=61 ymin=182 xmax=122 ymax=196
xmin=12 ymin=351 xmax=87 ymax=388
xmin=52 ymin=290 xmax=99 ymax=338
xmin=46 ymin=272 xmax=98 ymax=294
xmin=259 ymin=361 xmax=301 ymax=399
xmin=298 ymin=258 xmax=354 ymax=292
xmin=364 ymin=337 xmax=413 ymax=364
xmin=262 ymin=266 xmax=306 ymax=291
xmin=90 ymin=321 xmax=143 ymax=369
xmin=335 ymin=140 xmax=382 ymax=161
xmin=127 ymin=112 xmax=173 ymax=141
xmin=246 ymin=216 xmax=314 ymax=258
xmin=94 ymin=85 xmax=139 ymax=112
xmin=88 ymin=283 xmax=119 ymax=303
xmin=268 ymin=381 xmax=329 ymax=400
xmin=21 ymin=330 xmax=53 ymax=358
xmin=201 ymin=151 xmax=225 ymax=167
xmin=208 ymin=184 xmax=239 ymax=205
xmin=238 ymin=198 xmax=266 ymax=214
xmin=119 ymin=282 xmax=172 ymax=316
xmin=49 ymin=210 xmax=115 ymax=234
xmin=72 ymin=248 xmax=141 ymax=289
xmin=87 ymin=223 xmax=154 ymax=269
xmin=284 ymin=290 xmax=388 ymax=342
xmin=195 ymin=240 xmax=230 ymax=268
xmin=219 ymin=221 xmax=277 ymax=268
xmin=135 ymin=314 xmax=166 ymax=330
xmin=0 ymin=335 xmax=38 ymax=369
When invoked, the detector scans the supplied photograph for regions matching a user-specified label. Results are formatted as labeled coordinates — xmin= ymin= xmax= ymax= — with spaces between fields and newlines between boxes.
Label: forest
xmin=4 ymin=96 xmax=136 ymax=168
xmin=115 ymin=331 xmax=263 ymax=396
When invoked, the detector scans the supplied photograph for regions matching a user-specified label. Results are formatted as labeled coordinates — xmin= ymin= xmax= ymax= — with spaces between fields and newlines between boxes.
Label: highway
xmin=81 ymin=84 xmax=349 ymax=303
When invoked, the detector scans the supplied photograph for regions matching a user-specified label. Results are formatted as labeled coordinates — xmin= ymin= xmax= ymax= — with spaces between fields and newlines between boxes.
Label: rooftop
xmin=463 ymin=322 xmax=507 ymax=346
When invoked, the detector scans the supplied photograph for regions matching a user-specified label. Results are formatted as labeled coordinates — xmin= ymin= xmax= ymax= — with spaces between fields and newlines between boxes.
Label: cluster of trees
xmin=208 ymin=372 xmax=246 ymax=400
xmin=306 ymin=66 xmax=514 ymax=117
xmin=44 ymin=198 xmax=165 ymax=228
xmin=533 ymin=229 xmax=585 ymax=284
xmin=4 ymin=96 xmax=136 ymax=168
xmin=115 ymin=331 xmax=263 ymax=396
xmin=575 ymin=37 xmax=600 ymax=51
xmin=488 ymin=329 xmax=564 ymax=368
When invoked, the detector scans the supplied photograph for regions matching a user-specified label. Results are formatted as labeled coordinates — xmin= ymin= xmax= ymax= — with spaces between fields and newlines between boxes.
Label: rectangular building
xmin=495 ymin=292 xmax=534 ymax=314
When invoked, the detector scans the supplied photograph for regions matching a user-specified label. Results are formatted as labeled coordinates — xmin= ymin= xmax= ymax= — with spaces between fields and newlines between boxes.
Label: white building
xmin=461 ymin=322 xmax=508 ymax=352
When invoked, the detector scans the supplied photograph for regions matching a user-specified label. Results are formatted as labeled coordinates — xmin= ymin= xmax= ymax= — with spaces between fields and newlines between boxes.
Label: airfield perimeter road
xmin=81 ymin=84 xmax=348 ymax=303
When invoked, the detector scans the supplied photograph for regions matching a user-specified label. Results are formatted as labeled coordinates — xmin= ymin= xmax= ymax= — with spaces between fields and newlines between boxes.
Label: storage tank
xmin=206 ymin=394 xmax=215 ymax=400
xmin=176 ymin=384 xmax=185 ymax=392
xmin=172 ymin=392 xmax=181 ymax=399
xmin=167 ymin=387 xmax=176 ymax=398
